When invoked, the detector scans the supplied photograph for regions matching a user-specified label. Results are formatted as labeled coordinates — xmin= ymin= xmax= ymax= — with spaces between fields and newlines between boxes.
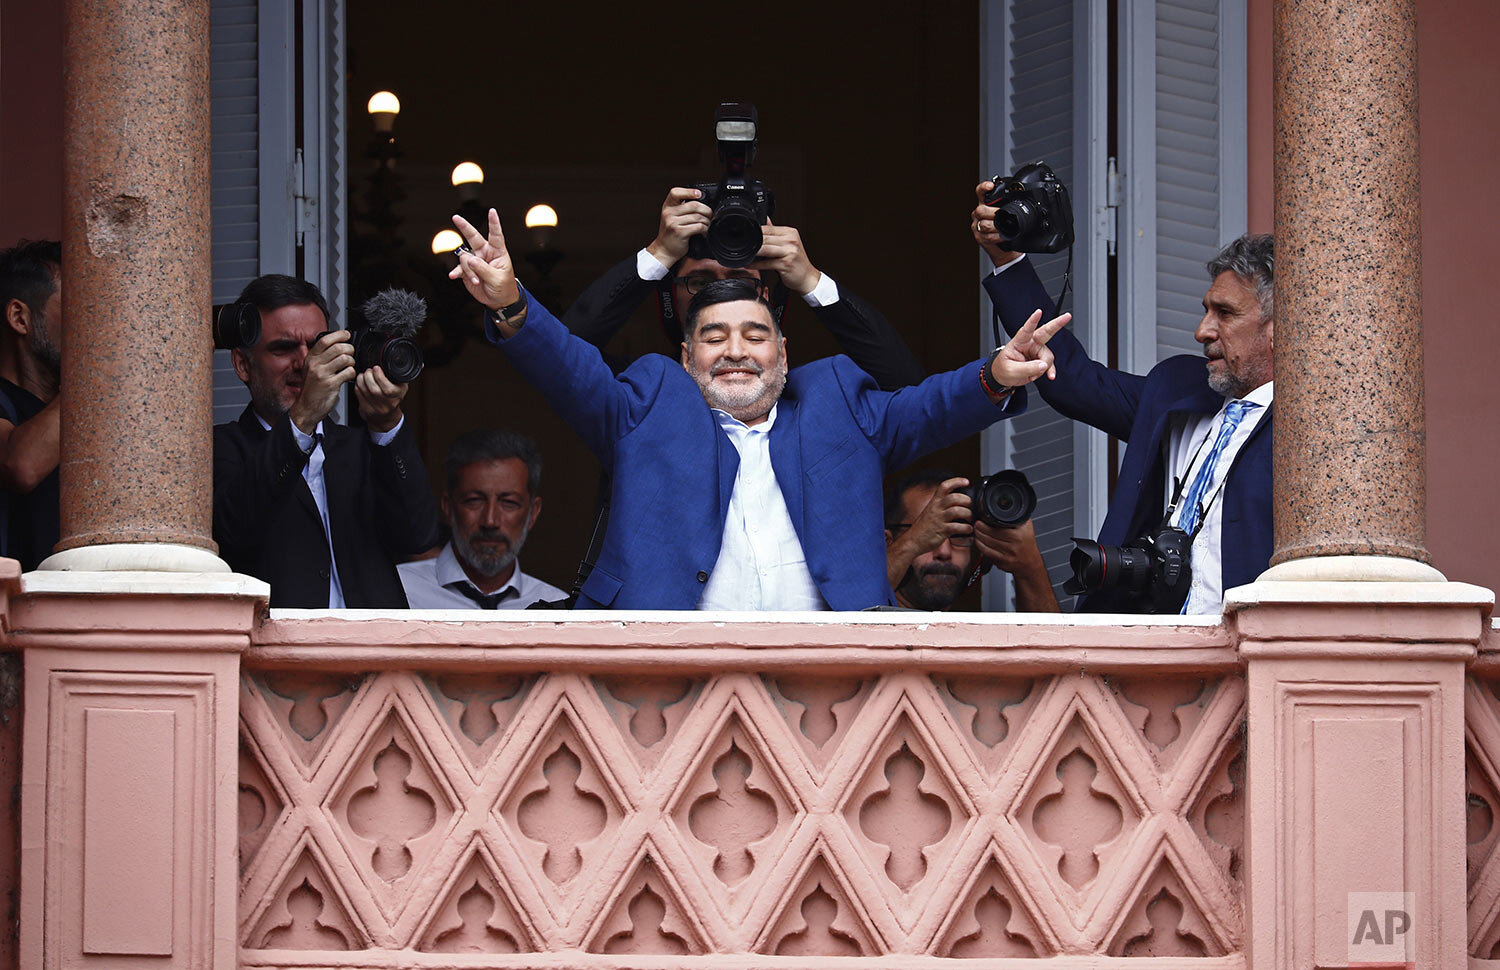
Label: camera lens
xmin=379 ymin=335 xmax=424 ymax=384
xmin=707 ymin=202 xmax=764 ymax=268
xmin=995 ymin=199 xmax=1040 ymax=245
xmin=212 ymin=303 xmax=260 ymax=350
xmin=975 ymin=469 xmax=1037 ymax=527
xmin=1066 ymin=539 xmax=1154 ymax=593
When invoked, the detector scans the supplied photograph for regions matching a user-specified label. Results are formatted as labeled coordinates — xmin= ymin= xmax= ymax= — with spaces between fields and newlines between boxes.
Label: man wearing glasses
xmin=885 ymin=470 xmax=1058 ymax=612
xmin=563 ymin=187 xmax=922 ymax=391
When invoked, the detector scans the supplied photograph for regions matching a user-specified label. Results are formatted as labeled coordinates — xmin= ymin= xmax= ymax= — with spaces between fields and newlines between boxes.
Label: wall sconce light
xmin=366 ymin=91 xmax=401 ymax=133
xmin=525 ymin=203 xmax=558 ymax=249
xmin=451 ymin=162 xmax=484 ymax=202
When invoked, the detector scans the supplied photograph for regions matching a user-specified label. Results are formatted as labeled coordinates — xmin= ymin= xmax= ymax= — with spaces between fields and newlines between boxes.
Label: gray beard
xmin=690 ymin=356 xmax=787 ymax=423
xmin=452 ymin=519 xmax=529 ymax=580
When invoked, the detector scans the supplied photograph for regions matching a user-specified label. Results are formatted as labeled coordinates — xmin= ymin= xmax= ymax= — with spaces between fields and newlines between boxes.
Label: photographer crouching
xmin=885 ymin=469 xmax=1058 ymax=612
xmin=212 ymin=275 xmax=439 ymax=608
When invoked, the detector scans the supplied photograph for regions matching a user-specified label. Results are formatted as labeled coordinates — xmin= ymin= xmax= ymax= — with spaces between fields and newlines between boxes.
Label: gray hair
xmin=1207 ymin=233 xmax=1274 ymax=321
xmin=445 ymin=429 xmax=541 ymax=496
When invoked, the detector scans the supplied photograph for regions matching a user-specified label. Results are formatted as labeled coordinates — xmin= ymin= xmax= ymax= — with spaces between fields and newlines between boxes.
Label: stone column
xmin=1269 ymin=0 xmax=1433 ymax=577
xmin=47 ymin=0 xmax=223 ymax=572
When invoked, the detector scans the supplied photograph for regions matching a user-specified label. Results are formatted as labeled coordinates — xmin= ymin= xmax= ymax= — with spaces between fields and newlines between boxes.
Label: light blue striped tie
xmin=1177 ymin=400 xmax=1257 ymax=536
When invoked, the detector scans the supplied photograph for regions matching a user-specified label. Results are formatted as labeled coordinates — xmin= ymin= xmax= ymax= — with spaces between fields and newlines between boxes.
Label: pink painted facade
xmin=4 ymin=571 xmax=1494 ymax=968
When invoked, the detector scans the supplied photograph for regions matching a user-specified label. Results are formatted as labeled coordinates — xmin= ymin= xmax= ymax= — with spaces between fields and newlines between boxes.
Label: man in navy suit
xmin=973 ymin=182 xmax=1274 ymax=613
xmin=450 ymin=209 xmax=1068 ymax=611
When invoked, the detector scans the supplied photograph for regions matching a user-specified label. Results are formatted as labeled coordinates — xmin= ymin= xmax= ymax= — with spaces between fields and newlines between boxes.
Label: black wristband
xmin=979 ymin=348 xmax=1013 ymax=400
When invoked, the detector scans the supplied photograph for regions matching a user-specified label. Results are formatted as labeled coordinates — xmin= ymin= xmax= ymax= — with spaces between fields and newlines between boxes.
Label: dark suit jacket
xmin=213 ymin=407 xmax=440 ymax=609
xmin=983 ymin=260 xmax=1273 ymax=612
xmin=562 ymin=254 xmax=926 ymax=390
xmin=492 ymin=294 xmax=1023 ymax=610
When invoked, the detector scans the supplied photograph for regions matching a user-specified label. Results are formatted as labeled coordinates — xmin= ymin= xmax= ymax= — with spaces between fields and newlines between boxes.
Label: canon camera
xmin=688 ymin=102 xmax=775 ymax=268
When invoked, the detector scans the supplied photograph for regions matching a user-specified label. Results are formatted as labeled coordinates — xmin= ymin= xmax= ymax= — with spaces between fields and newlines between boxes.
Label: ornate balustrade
xmin=236 ymin=613 xmax=1247 ymax=967
xmin=11 ymin=580 xmax=1493 ymax=970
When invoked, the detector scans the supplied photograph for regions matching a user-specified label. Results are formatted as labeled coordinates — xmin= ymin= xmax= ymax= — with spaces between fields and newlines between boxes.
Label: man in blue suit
xmin=450 ymin=209 xmax=1068 ymax=610
xmin=973 ymin=183 xmax=1274 ymax=613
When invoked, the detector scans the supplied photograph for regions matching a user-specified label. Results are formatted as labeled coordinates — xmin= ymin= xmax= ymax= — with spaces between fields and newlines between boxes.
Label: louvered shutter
xmin=209 ymin=0 xmax=258 ymax=422
xmin=980 ymin=0 xmax=1109 ymax=611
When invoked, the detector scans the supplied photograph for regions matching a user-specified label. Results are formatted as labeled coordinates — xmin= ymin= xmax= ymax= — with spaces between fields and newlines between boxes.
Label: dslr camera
xmin=688 ymin=102 xmax=775 ymax=268
xmin=1063 ymin=526 xmax=1193 ymax=613
xmin=962 ymin=469 xmax=1037 ymax=528
xmin=984 ymin=161 xmax=1075 ymax=253
xmin=335 ymin=289 xmax=427 ymax=384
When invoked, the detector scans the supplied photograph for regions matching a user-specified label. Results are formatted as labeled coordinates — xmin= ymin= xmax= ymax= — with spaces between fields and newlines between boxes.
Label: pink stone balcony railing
xmin=235 ymin=612 xmax=1247 ymax=966
xmin=10 ymin=572 xmax=1495 ymax=969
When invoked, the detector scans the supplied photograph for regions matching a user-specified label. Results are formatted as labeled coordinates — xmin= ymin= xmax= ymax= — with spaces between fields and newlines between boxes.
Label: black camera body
xmin=687 ymin=103 xmax=775 ymax=268
xmin=962 ymin=469 xmax=1037 ymax=528
xmin=346 ymin=328 xmax=423 ymax=384
xmin=984 ymin=161 xmax=1075 ymax=254
xmin=1063 ymin=527 xmax=1193 ymax=613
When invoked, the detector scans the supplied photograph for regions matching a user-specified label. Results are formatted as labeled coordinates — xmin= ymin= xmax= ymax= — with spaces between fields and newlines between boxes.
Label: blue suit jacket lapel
xmin=716 ymin=426 xmax=738 ymax=521
xmin=768 ymin=399 xmax=804 ymax=536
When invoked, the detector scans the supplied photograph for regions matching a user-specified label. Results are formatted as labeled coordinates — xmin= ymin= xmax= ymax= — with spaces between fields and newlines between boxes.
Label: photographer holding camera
xmin=563 ymin=104 xmax=923 ymax=392
xmin=885 ymin=469 xmax=1059 ymax=612
xmin=213 ymin=274 xmax=439 ymax=608
xmin=974 ymin=178 xmax=1274 ymax=614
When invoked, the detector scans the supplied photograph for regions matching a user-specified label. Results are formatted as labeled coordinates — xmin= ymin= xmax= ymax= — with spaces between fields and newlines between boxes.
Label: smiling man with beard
xmin=449 ymin=209 xmax=1068 ymax=611
xmin=399 ymin=429 xmax=566 ymax=610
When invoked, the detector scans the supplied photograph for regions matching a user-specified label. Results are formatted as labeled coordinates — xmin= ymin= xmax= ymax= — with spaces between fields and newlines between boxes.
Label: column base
xmin=1258 ymin=553 xmax=1446 ymax=584
xmin=38 ymin=542 xmax=230 ymax=574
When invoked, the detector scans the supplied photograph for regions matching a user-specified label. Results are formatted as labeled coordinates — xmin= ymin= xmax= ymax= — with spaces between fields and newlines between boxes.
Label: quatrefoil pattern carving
xmin=237 ymin=667 xmax=1246 ymax=956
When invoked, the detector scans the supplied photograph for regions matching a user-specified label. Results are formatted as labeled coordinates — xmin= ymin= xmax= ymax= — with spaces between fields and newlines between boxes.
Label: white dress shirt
xmin=1165 ymin=382 xmax=1274 ymax=613
xmin=259 ymin=413 xmax=403 ymax=609
xmin=698 ymin=405 xmax=828 ymax=611
xmin=398 ymin=543 xmax=566 ymax=610
xmin=637 ymin=248 xmax=842 ymax=307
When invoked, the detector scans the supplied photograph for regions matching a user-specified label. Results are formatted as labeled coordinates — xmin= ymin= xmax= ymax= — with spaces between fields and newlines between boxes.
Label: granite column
xmin=48 ymin=0 xmax=223 ymax=571
xmin=1268 ymin=0 xmax=1430 ymax=575
xmin=1232 ymin=3 xmax=1489 ymax=968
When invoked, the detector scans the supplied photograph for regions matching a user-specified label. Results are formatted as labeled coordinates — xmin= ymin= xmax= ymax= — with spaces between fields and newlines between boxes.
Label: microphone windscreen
xmin=361 ymin=288 xmax=427 ymax=336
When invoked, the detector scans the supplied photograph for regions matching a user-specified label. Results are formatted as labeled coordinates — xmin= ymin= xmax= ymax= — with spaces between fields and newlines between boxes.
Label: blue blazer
xmin=983 ymin=262 xmax=1273 ymax=612
xmin=491 ymin=294 xmax=1024 ymax=610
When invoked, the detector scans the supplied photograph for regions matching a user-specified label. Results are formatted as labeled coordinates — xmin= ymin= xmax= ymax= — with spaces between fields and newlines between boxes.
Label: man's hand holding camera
xmin=289 ymin=331 xmax=354 ymax=436
xmin=972 ymin=180 xmax=1023 ymax=269
xmin=753 ymin=222 xmax=821 ymax=295
xmin=646 ymin=187 xmax=712 ymax=269
xmin=886 ymin=476 xmax=974 ymax=589
xmin=354 ymin=366 xmax=406 ymax=434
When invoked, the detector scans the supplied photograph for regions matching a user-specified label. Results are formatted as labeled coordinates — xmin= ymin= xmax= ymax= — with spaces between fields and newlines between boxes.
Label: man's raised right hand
xmin=450 ymin=208 xmax=520 ymax=316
